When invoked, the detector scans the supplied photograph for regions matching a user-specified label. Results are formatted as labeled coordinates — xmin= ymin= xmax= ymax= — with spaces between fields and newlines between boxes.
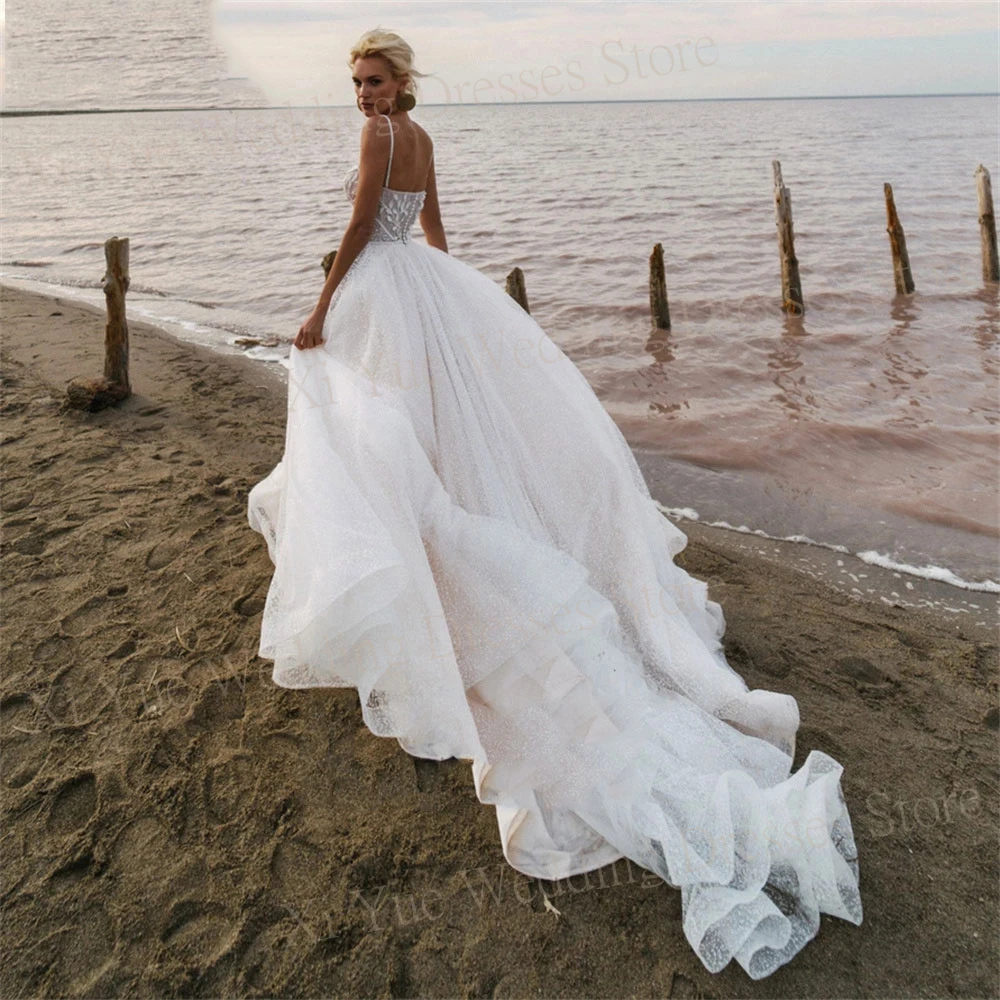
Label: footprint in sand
xmin=146 ymin=534 xmax=188 ymax=570
xmin=12 ymin=532 xmax=46 ymax=555
xmin=270 ymin=838 xmax=326 ymax=900
xmin=34 ymin=634 xmax=75 ymax=662
xmin=160 ymin=899 xmax=235 ymax=967
xmin=60 ymin=901 xmax=117 ymax=992
xmin=108 ymin=817 xmax=188 ymax=925
xmin=45 ymin=659 xmax=119 ymax=729
xmin=61 ymin=594 xmax=109 ymax=637
xmin=107 ymin=636 xmax=137 ymax=659
xmin=722 ymin=634 xmax=791 ymax=679
xmin=47 ymin=849 xmax=98 ymax=888
xmin=4 ymin=491 xmax=34 ymax=512
xmin=46 ymin=772 xmax=98 ymax=835
xmin=76 ymin=445 xmax=118 ymax=465
xmin=974 ymin=644 xmax=999 ymax=679
xmin=234 ymin=592 xmax=265 ymax=617
xmin=1 ymin=692 xmax=39 ymax=735
xmin=835 ymin=655 xmax=893 ymax=690
xmin=204 ymin=753 xmax=255 ymax=824
xmin=184 ymin=679 xmax=246 ymax=733
xmin=1 ymin=694 xmax=47 ymax=786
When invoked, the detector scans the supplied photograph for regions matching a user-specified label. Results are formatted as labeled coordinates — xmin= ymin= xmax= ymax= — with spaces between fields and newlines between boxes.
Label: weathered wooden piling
xmin=976 ymin=164 xmax=999 ymax=283
xmin=66 ymin=236 xmax=131 ymax=411
xmin=102 ymin=237 xmax=131 ymax=388
xmin=884 ymin=183 xmax=915 ymax=294
xmin=649 ymin=242 xmax=671 ymax=330
xmin=772 ymin=161 xmax=804 ymax=316
xmin=505 ymin=266 xmax=530 ymax=313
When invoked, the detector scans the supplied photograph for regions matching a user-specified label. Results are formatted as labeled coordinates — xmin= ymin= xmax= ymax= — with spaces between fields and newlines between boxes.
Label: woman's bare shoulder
xmin=357 ymin=115 xmax=388 ymax=150
xmin=411 ymin=121 xmax=433 ymax=150
xmin=360 ymin=115 xmax=430 ymax=146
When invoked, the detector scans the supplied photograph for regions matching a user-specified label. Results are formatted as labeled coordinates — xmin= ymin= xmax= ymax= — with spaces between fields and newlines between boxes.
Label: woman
xmin=247 ymin=28 xmax=862 ymax=980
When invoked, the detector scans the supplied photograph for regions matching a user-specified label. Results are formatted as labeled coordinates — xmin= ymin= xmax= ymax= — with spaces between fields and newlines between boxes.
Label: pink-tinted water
xmin=3 ymin=98 xmax=997 ymax=586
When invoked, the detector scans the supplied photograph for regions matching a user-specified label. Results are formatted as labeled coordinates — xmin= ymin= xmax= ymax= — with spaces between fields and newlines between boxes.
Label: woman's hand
xmin=293 ymin=309 xmax=326 ymax=351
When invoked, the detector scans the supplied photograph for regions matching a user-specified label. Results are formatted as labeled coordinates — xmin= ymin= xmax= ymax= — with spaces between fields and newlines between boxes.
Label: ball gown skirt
xmin=247 ymin=133 xmax=863 ymax=979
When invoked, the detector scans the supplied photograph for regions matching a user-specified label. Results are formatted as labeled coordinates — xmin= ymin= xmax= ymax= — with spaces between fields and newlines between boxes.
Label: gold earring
xmin=396 ymin=91 xmax=416 ymax=112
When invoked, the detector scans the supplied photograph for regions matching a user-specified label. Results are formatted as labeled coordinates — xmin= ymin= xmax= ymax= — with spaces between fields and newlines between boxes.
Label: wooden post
xmin=884 ymin=183 xmax=915 ymax=294
xmin=772 ymin=161 xmax=804 ymax=316
xmin=976 ymin=164 xmax=999 ymax=283
xmin=649 ymin=242 xmax=671 ymax=330
xmin=505 ymin=266 xmax=530 ymax=313
xmin=102 ymin=237 xmax=130 ymax=388
xmin=65 ymin=236 xmax=131 ymax=410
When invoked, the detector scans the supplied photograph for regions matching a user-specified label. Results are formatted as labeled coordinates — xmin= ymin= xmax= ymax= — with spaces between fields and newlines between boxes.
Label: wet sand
xmin=1 ymin=283 xmax=997 ymax=998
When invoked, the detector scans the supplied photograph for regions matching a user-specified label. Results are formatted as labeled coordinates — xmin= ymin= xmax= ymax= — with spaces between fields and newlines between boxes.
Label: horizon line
xmin=2 ymin=91 xmax=997 ymax=117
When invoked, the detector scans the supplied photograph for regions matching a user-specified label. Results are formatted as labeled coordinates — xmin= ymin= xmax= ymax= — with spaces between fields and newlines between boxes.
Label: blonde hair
xmin=348 ymin=28 xmax=426 ymax=101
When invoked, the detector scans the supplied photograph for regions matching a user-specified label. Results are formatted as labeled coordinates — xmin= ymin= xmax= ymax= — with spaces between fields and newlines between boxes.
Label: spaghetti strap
xmin=380 ymin=113 xmax=394 ymax=188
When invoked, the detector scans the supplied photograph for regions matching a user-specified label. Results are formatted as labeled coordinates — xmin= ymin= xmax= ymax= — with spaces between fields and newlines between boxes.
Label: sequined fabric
xmin=343 ymin=164 xmax=424 ymax=243
xmin=248 ymin=119 xmax=863 ymax=980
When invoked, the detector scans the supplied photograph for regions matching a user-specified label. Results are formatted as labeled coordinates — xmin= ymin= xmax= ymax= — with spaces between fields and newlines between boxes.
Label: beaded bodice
xmin=343 ymin=114 xmax=426 ymax=244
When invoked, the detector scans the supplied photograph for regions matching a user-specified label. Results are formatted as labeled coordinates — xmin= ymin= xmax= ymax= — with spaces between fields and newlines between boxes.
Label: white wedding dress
xmin=247 ymin=115 xmax=863 ymax=979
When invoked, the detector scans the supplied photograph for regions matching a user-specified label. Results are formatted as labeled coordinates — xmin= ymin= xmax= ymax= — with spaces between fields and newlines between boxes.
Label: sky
xmin=212 ymin=1 xmax=999 ymax=106
xmin=1 ymin=1 xmax=997 ymax=110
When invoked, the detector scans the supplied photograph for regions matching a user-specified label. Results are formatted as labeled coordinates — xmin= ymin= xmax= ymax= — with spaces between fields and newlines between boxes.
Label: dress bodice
xmin=343 ymin=114 xmax=426 ymax=244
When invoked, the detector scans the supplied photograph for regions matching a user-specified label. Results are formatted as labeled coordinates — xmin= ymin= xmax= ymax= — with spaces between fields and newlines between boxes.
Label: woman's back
xmin=375 ymin=114 xmax=433 ymax=192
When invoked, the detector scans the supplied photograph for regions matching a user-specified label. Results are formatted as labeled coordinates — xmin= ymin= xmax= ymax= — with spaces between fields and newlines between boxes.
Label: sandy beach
xmin=1 ymin=282 xmax=996 ymax=998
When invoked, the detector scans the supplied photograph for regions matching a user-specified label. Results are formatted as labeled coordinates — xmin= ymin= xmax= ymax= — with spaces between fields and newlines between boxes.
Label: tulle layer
xmin=247 ymin=239 xmax=862 ymax=978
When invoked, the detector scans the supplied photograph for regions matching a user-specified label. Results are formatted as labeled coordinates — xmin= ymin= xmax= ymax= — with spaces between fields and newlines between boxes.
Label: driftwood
xmin=976 ymin=164 xmax=999 ymax=283
xmin=772 ymin=161 xmax=804 ymax=316
xmin=505 ymin=267 xmax=530 ymax=313
xmin=233 ymin=336 xmax=281 ymax=349
xmin=884 ymin=183 xmax=915 ymax=294
xmin=649 ymin=242 xmax=671 ymax=330
xmin=65 ymin=236 xmax=131 ymax=411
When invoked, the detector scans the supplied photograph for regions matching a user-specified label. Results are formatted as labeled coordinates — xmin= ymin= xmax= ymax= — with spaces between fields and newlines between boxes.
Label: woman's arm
xmin=419 ymin=152 xmax=448 ymax=254
xmin=294 ymin=118 xmax=387 ymax=349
